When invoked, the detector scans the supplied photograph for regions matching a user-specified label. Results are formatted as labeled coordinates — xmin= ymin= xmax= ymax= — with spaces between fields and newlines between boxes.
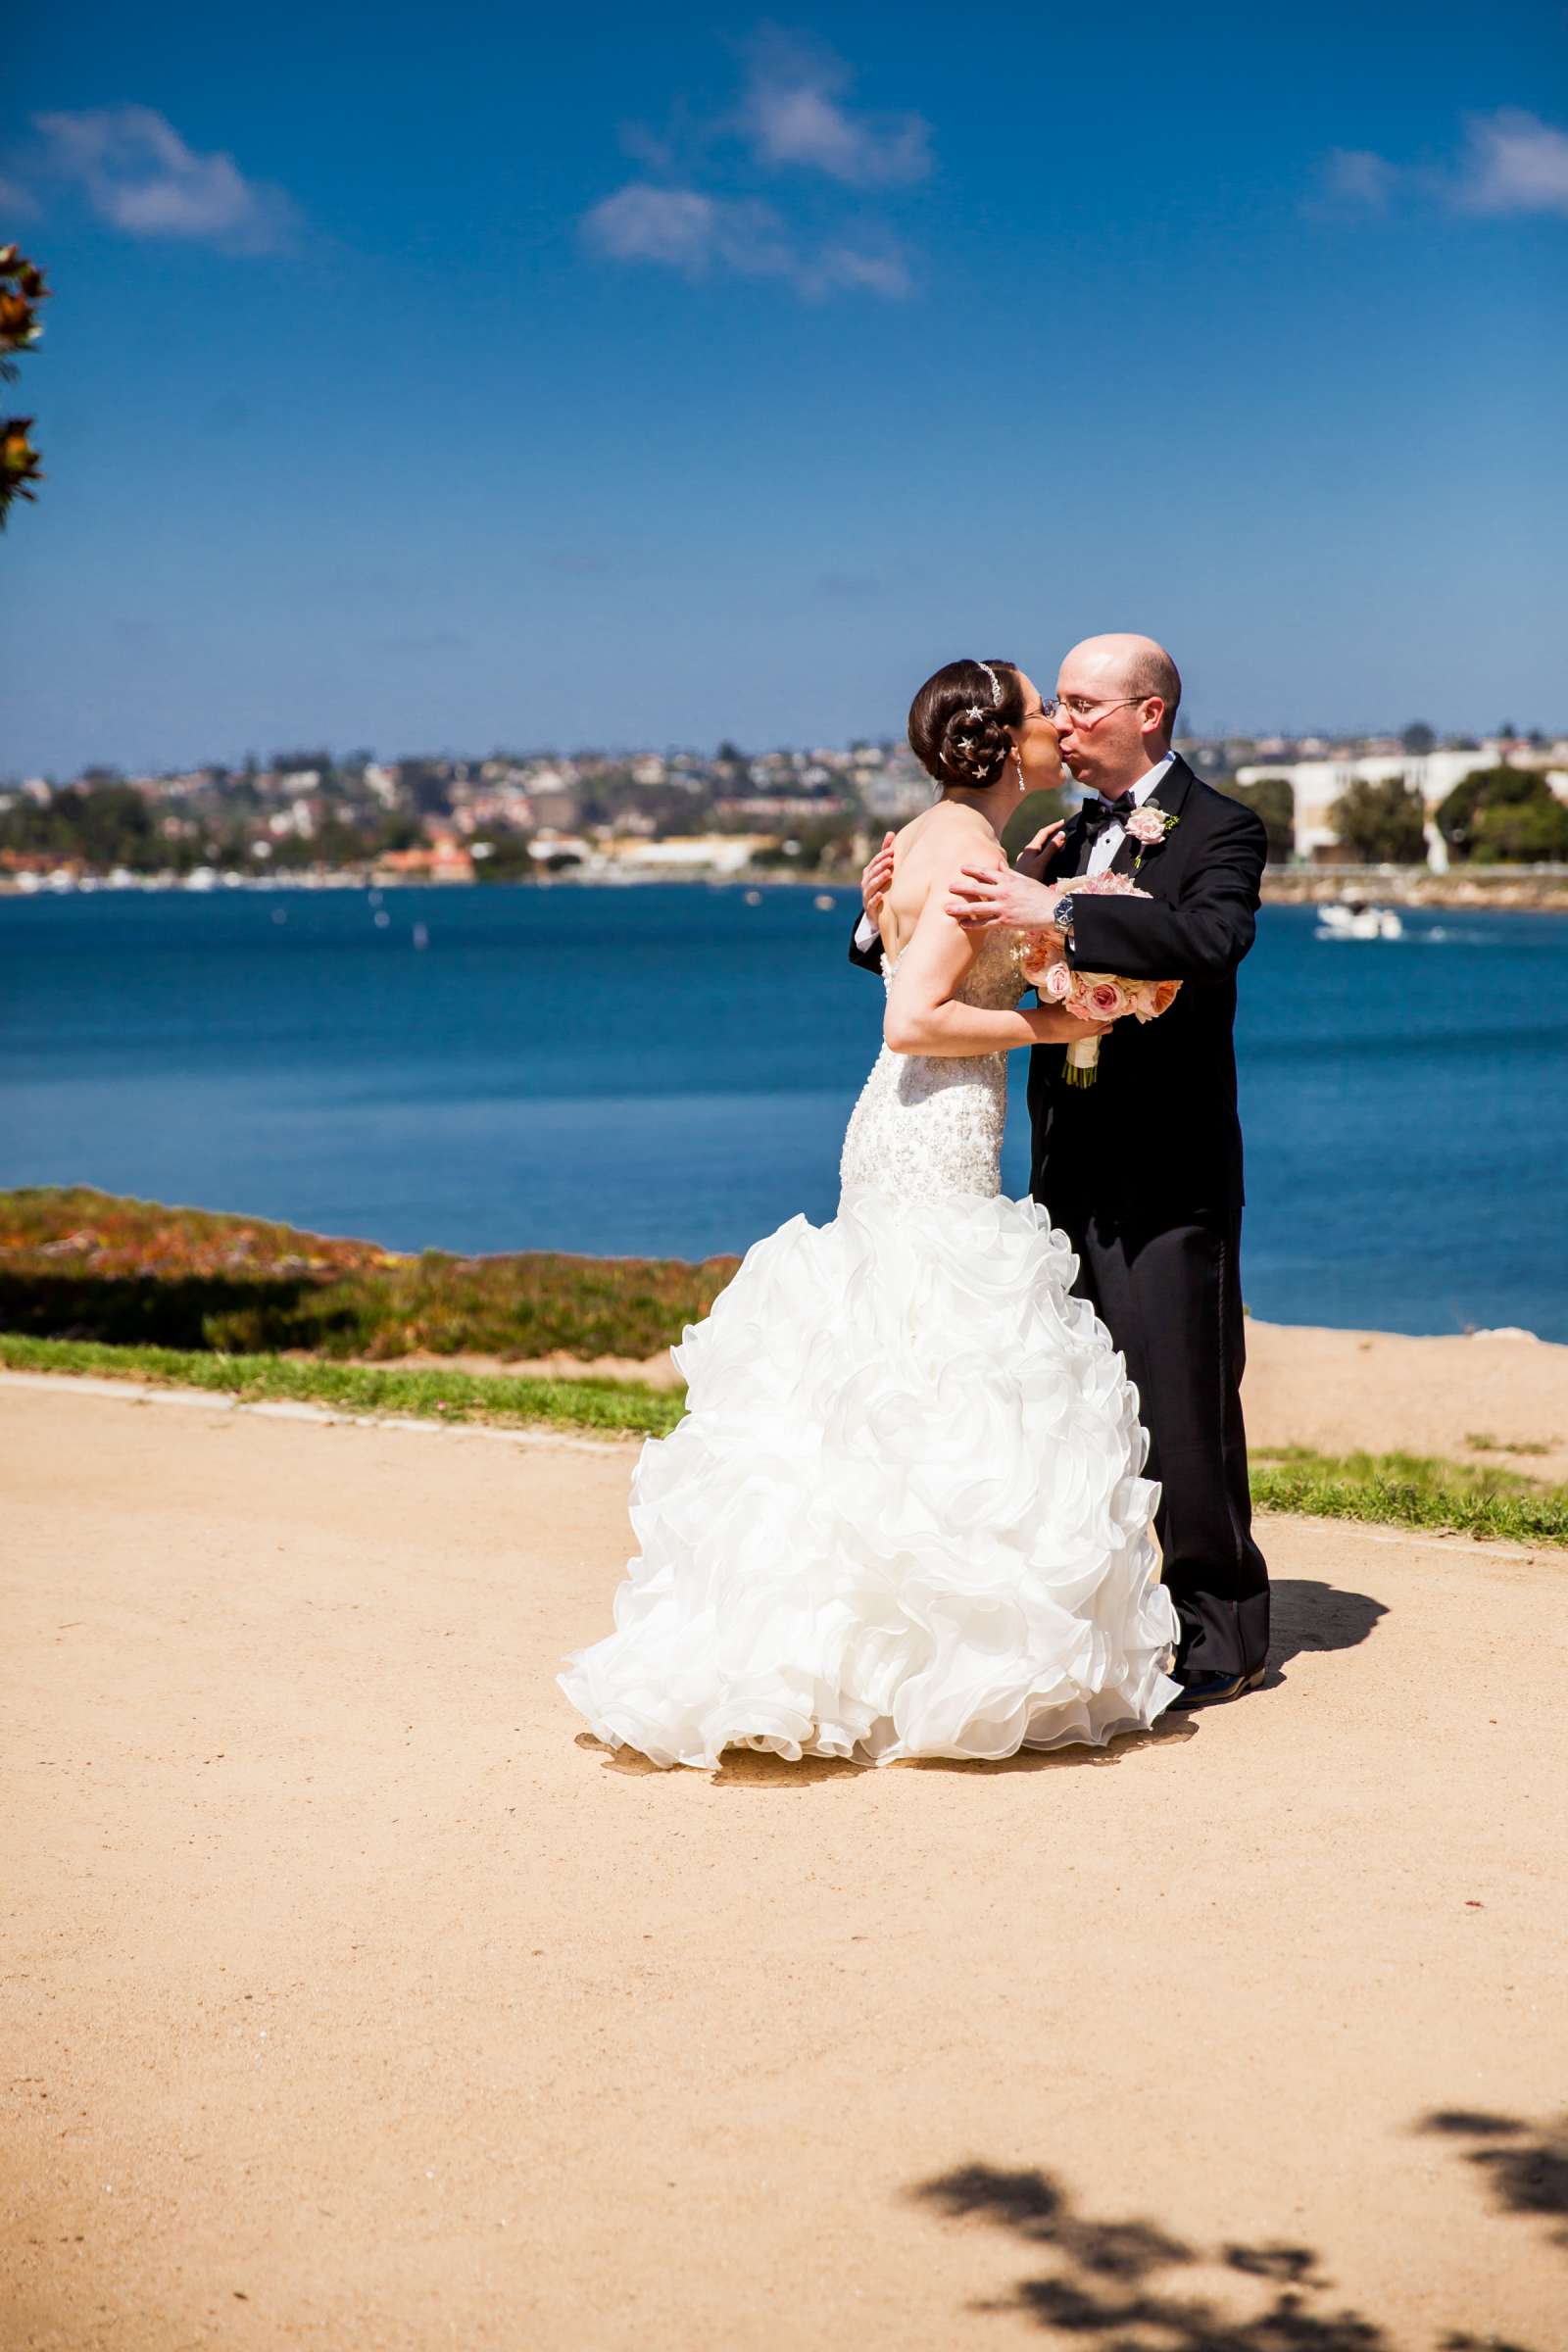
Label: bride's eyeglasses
xmin=1042 ymin=695 xmax=1149 ymax=726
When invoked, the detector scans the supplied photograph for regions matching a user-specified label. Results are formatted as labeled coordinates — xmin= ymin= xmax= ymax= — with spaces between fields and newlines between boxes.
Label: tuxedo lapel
xmin=1109 ymin=756 xmax=1195 ymax=886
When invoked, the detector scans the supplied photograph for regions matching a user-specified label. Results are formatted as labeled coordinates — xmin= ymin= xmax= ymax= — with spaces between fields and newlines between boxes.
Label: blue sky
xmin=4 ymin=0 xmax=1565 ymax=773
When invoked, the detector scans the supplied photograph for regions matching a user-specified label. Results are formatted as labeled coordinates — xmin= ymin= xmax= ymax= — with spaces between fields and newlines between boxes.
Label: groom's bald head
xmin=1054 ymin=633 xmax=1182 ymax=797
xmin=1060 ymin=634 xmax=1182 ymax=741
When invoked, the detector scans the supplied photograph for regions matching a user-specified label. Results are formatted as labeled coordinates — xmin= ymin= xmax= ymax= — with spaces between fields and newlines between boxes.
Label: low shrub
xmin=0 ymin=1187 xmax=736 ymax=1360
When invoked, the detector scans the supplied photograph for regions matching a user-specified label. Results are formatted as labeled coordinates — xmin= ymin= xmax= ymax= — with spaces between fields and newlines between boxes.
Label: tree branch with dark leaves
xmin=1 ymin=245 xmax=51 ymax=529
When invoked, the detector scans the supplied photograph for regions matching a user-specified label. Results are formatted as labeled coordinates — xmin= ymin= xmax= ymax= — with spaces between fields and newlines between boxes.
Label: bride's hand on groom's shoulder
xmin=860 ymin=832 xmax=896 ymax=920
xmin=945 ymin=860 xmax=1062 ymax=932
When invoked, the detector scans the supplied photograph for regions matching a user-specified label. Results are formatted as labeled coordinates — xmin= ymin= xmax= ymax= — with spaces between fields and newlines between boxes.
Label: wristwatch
xmin=1053 ymin=893 xmax=1077 ymax=952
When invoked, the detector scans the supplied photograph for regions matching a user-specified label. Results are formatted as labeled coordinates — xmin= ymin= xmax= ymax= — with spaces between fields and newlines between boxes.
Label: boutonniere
xmin=1124 ymin=806 xmax=1179 ymax=870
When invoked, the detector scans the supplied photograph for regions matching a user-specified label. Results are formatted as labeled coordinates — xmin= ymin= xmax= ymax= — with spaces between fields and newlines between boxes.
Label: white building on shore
xmin=1234 ymin=742 xmax=1568 ymax=864
xmin=605 ymin=834 xmax=777 ymax=876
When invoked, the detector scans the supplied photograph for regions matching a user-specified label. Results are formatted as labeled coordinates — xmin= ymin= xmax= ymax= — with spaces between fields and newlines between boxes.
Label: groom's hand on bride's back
xmin=945 ymin=860 xmax=1062 ymax=932
xmin=860 ymin=832 xmax=896 ymax=921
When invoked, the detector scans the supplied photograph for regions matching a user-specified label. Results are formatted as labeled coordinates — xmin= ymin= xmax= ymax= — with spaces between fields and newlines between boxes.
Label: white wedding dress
xmin=558 ymin=929 xmax=1179 ymax=1767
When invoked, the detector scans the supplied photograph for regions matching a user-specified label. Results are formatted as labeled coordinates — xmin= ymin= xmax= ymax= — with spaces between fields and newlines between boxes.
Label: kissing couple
xmin=561 ymin=634 xmax=1271 ymax=1768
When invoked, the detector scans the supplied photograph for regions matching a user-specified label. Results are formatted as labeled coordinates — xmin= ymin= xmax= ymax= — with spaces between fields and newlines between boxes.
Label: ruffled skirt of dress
xmin=557 ymin=1187 xmax=1179 ymax=1768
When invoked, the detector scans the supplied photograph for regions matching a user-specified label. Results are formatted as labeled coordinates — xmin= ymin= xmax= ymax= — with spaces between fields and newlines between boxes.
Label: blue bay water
xmin=2 ymin=883 xmax=1564 ymax=1339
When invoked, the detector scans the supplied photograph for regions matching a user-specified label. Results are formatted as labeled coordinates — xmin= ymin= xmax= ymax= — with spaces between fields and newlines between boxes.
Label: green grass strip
xmin=1250 ymin=1446 xmax=1568 ymax=1547
xmin=4 ymin=1337 xmax=1565 ymax=1544
xmin=0 ymin=1332 xmax=684 ymax=1439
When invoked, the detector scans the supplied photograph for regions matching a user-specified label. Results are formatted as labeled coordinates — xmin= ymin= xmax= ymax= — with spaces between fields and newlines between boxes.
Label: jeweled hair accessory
xmin=974 ymin=661 xmax=1003 ymax=707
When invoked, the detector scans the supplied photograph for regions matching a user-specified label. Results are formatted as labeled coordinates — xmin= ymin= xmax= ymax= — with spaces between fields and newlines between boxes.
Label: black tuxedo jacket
xmin=849 ymin=757 xmax=1266 ymax=1224
xmin=1030 ymin=757 xmax=1265 ymax=1223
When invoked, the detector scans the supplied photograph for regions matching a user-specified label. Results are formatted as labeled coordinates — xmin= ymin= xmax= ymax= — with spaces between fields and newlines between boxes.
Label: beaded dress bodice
xmin=839 ymin=928 xmax=1029 ymax=1204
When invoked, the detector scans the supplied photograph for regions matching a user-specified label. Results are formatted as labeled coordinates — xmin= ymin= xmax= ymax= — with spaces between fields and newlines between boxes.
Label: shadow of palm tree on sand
xmin=911 ymin=2107 xmax=1563 ymax=2351
xmin=1419 ymin=2111 xmax=1568 ymax=2252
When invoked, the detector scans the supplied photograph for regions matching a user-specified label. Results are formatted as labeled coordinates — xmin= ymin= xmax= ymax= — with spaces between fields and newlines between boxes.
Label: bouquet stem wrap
xmin=1065 ymin=1035 xmax=1102 ymax=1087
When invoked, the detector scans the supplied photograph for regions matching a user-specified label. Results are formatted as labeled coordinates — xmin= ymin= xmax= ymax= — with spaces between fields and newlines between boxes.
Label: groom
xmin=851 ymin=634 xmax=1270 ymax=1708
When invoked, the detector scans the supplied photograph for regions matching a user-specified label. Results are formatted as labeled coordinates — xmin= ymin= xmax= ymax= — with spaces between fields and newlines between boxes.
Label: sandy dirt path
xmin=1241 ymin=1321 xmax=1568 ymax=1481
xmin=4 ymin=1380 xmax=1565 ymax=2352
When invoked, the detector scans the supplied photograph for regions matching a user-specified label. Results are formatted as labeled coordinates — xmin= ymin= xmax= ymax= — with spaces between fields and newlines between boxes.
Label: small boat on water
xmin=1316 ymin=901 xmax=1404 ymax=942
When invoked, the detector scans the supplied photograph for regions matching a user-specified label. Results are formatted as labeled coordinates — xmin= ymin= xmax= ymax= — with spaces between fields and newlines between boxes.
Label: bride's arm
xmin=883 ymin=854 xmax=1109 ymax=1059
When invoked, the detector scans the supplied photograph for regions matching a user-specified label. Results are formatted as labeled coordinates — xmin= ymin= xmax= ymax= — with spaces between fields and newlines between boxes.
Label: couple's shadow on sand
xmin=578 ymin=1576 xmax=1388 ymax=1788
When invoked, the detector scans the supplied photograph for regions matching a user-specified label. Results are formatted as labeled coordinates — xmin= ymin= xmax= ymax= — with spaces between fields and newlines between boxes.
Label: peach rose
xmin=1019 ymin=927 xmax=1061 ymax=986
xmin=1127 ymin=979 xmax=1179 ymax=1022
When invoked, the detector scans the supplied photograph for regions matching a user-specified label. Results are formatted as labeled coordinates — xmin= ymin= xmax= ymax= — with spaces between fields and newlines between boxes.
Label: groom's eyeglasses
xmin=1042 ymin=695 xmax=1150 ymax=725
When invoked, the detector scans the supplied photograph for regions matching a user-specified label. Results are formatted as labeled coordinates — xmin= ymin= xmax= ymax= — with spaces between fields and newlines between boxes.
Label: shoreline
xmin=1259 ymin=866 xmax=1568 ymax=910
xmin=4 ymin=1187 xmax=1564 ymax=1355
xmin=5 ymin=865 xmax=1568 ymax=910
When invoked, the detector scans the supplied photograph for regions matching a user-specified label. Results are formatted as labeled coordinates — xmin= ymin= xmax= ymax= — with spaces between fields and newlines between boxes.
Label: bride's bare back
xmin=878 ymin=801 xmax=1005 ymax=969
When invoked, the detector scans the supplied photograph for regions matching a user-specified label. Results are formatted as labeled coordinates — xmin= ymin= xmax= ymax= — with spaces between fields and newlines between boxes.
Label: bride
xmin=559 ymin=657 xmax=1179 ymax=1767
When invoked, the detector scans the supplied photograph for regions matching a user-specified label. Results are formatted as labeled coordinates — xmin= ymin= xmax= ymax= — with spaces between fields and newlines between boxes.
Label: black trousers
xmin=1058 ymin=1203 xmax=1270 ymax=1679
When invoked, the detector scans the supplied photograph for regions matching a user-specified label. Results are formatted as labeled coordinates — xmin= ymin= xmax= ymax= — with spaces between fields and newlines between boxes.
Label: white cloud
xmin=32 ymin=106 xmax=300 ymax=252
xmin=806 ymin=242 xmax=911 ymax=299
xmin=583 ymin=183 xmax=722 ymax=270
xmin=583 ymin=34 xmax=926 ymax=302
xmin=581 ymin=179 xmax=910 ymax=300
xmin=582 ymin=184 xmax=792 ymax=278
xmin=1449 ymin=108 xmax=1568 ymax=217
xmin=1318 ymin=108 xmax=1568 ymax=220
xmin=1320 ymin=149 xmax=1396 ymax=211
xmin=739 ymin=30 xmax=930 ymax=187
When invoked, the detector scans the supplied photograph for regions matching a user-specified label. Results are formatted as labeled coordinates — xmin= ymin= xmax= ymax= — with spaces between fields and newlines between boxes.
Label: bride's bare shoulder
xmin=897 ymin=802 xmax=1004 ymax=874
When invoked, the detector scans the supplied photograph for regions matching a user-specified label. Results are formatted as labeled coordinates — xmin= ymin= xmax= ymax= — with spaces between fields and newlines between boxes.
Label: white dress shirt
xmin=1081 ymin=753 xmax=1175 ymax=877
xmin=852 ymin=752 xmax=1177 ymax=955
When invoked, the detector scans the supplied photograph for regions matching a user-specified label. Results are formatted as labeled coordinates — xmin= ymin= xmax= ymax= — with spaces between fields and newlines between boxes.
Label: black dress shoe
xmin=1166 ymin=1664 xmax=1266 ymax=1712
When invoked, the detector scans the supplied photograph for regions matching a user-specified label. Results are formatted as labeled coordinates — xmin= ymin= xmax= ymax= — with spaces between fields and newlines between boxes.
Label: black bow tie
xmin=1079 ymin=792 xmax=1139 ymax=841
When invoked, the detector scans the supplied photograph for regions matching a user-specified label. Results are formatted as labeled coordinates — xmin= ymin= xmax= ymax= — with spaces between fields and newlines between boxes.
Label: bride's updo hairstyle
xmin=907 ymin=658 xmax=1025 ymax=792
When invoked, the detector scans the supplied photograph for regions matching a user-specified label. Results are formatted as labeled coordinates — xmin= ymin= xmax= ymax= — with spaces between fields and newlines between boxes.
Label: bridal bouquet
xmin=1020 ymin=873 xmax=1181 ymax=1089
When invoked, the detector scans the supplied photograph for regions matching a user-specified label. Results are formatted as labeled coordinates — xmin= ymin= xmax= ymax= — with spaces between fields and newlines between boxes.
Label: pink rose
xmin=1125 ymin=807 xmax=1167 ymax=847
xmin=1040 ymin=959 xmax=1072 ymax=1002
xmin=1076 ymin=977 xmax=1130 ymax=1020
